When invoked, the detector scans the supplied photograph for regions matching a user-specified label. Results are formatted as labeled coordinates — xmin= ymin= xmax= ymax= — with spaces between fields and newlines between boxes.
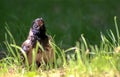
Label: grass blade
xmin=114 ymin=16 xmax=120 ymax=45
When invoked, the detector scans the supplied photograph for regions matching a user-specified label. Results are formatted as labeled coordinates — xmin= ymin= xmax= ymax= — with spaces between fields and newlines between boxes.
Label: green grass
xmin=0 ymin=16 xmax=120 ymax=77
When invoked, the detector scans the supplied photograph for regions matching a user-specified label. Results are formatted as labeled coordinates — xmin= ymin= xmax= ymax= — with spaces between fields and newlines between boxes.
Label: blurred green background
xmin=0 ymin=0 xmax=120 ymax=49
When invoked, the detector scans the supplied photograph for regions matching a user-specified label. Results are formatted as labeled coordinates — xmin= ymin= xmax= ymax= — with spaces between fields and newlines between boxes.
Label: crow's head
xmin=32 ymin=18 xmax=46 ymax=36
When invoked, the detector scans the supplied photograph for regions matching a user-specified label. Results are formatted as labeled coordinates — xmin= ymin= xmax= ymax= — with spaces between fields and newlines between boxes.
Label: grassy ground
xmin=1 ymin=0 xmax=120 ymax=77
